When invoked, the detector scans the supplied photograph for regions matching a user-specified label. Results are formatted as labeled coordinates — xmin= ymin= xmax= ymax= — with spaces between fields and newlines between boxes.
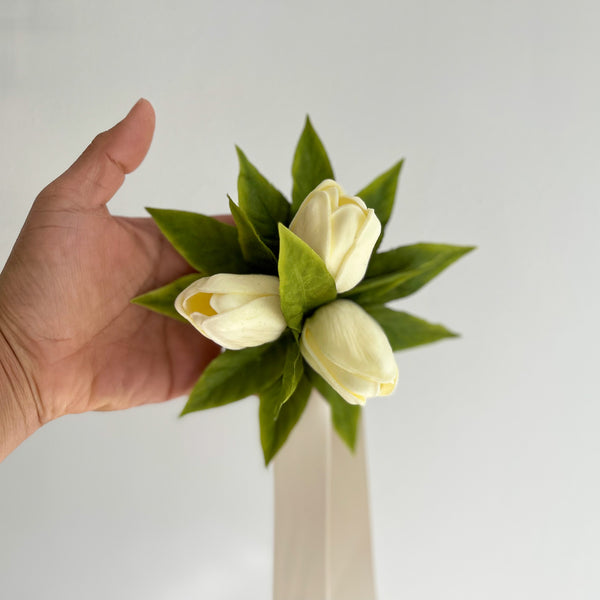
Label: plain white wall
xmin=1 ymin=1 xmax=599 ymax=598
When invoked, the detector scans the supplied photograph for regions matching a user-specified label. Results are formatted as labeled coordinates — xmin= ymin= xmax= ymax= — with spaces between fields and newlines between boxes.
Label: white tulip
xmin=175 ymin=274 xmax=287 ymax=350
xmin=290 ymin=180 xmax=381 ymax=293
xmin=300 ymin=299 xmax=398 ymax=405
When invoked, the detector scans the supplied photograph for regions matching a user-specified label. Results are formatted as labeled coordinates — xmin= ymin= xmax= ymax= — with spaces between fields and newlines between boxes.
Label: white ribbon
xmin=273 ymin=390 xmax=376 ymax=600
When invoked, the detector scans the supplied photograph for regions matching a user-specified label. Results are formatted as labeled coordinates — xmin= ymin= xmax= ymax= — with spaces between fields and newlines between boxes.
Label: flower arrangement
xmin=133 ymin=118 xmax=473 ymax=464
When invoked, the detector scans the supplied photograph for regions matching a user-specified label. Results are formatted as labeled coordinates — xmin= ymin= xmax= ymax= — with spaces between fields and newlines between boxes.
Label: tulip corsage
xmin=133 ymin=118 xmax=473 ymax=465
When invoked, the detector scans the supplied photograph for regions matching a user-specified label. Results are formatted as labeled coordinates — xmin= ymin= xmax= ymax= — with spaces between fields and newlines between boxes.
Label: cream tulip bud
xmin=290 ymin=180 xmax=381 ymax=293
xmin=300 ymin=299 xmax=398 ymax=405
xmin=175 ymin=274 xmax=287 ymax=350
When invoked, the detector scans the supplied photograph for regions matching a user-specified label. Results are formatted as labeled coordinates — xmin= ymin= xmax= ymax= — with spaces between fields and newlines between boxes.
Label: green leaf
xmin=146 ymin=208 xmax=248 ymax=275
xmin=308 ymin=369 xmax=361 ymax=452
xmin=345 ymin=243 xmax=475 ymax=305
xmin=342 ymin=268 xmax=421 ymax=305
xmin=249 ymin=335 xmax=303 ymax=421
xmin=236 ymin=146 xmax=290 ymax=250
xmin=291 ymin=116 xmax=334 ymax=214
xmin=275 ymin=341 xmax=304 ymax=418
xmin=357 ymin=160 xmax=404 ymax=249
xmin=131 ymin=273 xmax=201 ymax=322
xmin=181 ymin=335 xmax=289 ymax=415
xmin=363 ymin=305 xmax=458 ymax=351
xmin=259 ymin=375 xmax=311 ymax=465
xmin=278 ymin=224 xmax=337 ymax=332
xmin=228 ymin=198 xmax=277 ymax=274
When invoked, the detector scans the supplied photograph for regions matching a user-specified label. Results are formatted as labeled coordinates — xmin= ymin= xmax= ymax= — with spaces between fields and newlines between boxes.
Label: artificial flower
xmin=175 ymin=273 xmax=286 ymax=350
xmin=290 ymin=180 xmax=381 ymax=293
xmin=300 ymin=299 xmax=398 ymax=405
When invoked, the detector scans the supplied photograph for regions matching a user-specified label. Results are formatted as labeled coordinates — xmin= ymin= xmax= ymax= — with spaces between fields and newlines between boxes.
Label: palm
xmin=2 ymin=205 xmax=218 ymax=419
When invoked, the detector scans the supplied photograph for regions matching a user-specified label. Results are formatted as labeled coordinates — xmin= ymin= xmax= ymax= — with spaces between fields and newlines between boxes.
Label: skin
xmin=0 ymin=99 xmax=221 ymax=461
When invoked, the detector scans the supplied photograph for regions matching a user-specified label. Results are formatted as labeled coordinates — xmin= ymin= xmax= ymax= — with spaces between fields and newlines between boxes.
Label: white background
xmin=1 ymin=1 xmax=599 ymax=598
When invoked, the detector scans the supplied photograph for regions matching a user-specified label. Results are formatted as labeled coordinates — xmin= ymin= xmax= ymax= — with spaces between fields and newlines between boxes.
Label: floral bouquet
xmin=132 ymin=117 xmax=473 ymax=465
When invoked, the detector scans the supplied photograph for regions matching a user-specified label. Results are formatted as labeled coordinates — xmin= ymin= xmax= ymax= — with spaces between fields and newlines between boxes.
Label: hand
xmin=0 ymin=99 xmax=220 ymax=460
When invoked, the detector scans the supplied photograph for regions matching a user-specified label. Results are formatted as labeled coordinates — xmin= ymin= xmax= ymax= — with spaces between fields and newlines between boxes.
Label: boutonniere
xmin=133 ymin=117 xmax=474 ymax=464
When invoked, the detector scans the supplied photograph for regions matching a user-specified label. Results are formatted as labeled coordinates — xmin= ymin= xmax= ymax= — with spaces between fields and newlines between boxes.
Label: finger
xmin=121 ymin=213 xmax=237 ymax=288
xmin=41 ymin=98 xmax=156 ymax=210
xmin=214 ymin=214 xmax=235 ymax=226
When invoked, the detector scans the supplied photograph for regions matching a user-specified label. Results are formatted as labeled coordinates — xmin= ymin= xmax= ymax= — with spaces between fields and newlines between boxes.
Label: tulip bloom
xmin=290 ymin=180 xmax=381 ymax=293
xmin=175 ymin=274 xmax=287 ymax=350
xmin=300 ymin=299 xmax=398 ymax=405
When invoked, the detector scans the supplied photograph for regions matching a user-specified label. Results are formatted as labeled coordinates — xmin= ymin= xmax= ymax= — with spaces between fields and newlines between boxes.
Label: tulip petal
xmin=315 ymin=179 xmax=344 ymax=202
xmin=325 ymin=360 xmax=380 ymax=399
xmin=379 ymin=380 xmax=398 ymax=396
xmin=187 ymin=311 xmax=210 ymax=334
xmin=339 ymin=194 xmax=368 ymax=210
xmin=289 ymin=190 xmax=331 ymax=259
xmin=190 ymin=273 xmax=281 ymax=296
xmin=300 ymin=329 xmax=367 ymax=405
xmin=210 ymin=292 xmax=260 ymax=313
xmin=202 ymin=296 xmax=287 ymax=350
xmin=328 ymin=203 xmax=365 ymax=277
xmin=304 ymin=300 xmax=397 ymax=383
xmin=335 ymin=209 xmax=381 ymax=293
xmin=302 ymin=328 xmax=382 ymax=403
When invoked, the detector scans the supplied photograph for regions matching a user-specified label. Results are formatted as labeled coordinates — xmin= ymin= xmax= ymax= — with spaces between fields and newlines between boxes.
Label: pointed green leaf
xmin=236 ymin=146 xmax=290 ymax=250
xmin=345 ymin=243 xmax=475 ymax=305
xmin=131 ymin=273 xmax=201 ymax=322
xmin=308 ymin=369 xmax=360 ymax=452
xmin=342 ymin=268 xmax=421 ymax=305
xmin=276 ymin=341 xmax=304 ymax=418
xmin=250 ymin=334 xmax=303 ymax=421
xmin=229 ymin=198 xmax=277 ymax=274
xmin=291 ymin=116 xmax=334 ymax=214
xmin=278 ymin=224 xmax=337 ymax=332
xmin=363 ymin=305 xmax=458 ymax=351
xmin=367 ymin=243 xmax=475 ymax=280
xmin=259 ymin=375 xmax=311 ymax=465
xmin=357 ymin=159 xmax=404 ymax=231
xmin=146 ymin=208 xmax=248 ymax=275
xmin=181 ymin=335 xmax=289 ymax=415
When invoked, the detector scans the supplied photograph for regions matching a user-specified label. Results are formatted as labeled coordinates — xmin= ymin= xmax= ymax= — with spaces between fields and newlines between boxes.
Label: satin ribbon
xmin=273 ymin=390 xmax=376 ymax=600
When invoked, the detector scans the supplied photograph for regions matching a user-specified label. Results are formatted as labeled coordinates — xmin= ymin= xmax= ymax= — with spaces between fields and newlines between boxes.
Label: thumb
xmin=41 ymin=98 xmax=156 ymax=210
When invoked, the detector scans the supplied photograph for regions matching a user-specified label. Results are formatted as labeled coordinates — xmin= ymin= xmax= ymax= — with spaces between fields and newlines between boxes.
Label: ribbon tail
xmin=273 ymin=389 xmax=376 ymax=600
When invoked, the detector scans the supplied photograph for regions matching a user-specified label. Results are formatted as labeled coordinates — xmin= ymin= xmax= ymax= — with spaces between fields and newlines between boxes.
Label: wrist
xmin=0 ymin=315 xmax=43 ymax=461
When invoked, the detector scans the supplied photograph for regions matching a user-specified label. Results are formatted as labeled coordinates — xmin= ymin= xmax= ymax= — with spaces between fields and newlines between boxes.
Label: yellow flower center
xmin=185 ymin=292 xmax=217 ymax=316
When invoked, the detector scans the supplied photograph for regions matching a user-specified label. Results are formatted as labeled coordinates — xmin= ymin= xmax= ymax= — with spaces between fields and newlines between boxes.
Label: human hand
xmin=0 ymin=99 xmax=221 ymax=460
